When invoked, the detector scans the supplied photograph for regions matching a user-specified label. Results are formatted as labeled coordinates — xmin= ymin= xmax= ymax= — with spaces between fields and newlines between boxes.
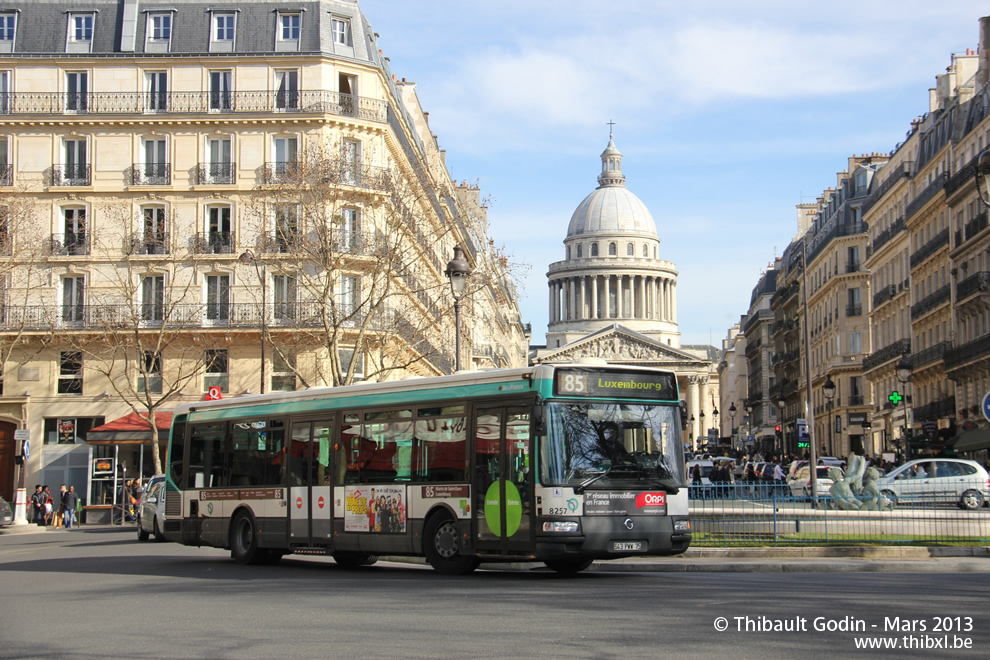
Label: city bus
xmin=161 ymin=362 xmax=691 ymax=574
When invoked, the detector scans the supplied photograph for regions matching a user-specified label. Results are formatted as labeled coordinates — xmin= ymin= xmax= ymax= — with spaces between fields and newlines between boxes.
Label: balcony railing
xmin=867 ymin=215 xmax=905 ymax=258
xmin=742 ymin=308 xmax=774 ymax=333
xmin=908 ymin=341 xmax=952 ymax=370
xmin=197 ymin=162 xmax=236 ymax=185
xmin=909 ymin=227 xmax=950 ymax=268
xmin=964 ymin=210 xmax=988 ymax=244
xmin=862 ymin=163 xmax=911 ymax=215
xmin=51 ymin=164 xmax=91 ymax=186
xmin=0 ymin=90 xmax=389 ymax=123
xmin=846 ymin=303 xmax=862 ymax=317
xmin=912 ymin=396 xmax=956 ymax=422
xmin=259 ymin=230 xmax=300 ymax=254
xmin=847 ymin=395 xmax=864 ymax=406
xmin=905 ymin=172 xmax=947 ymax=221
xmin=872 ymin=284 xmax=897 ymax=309
xmin=910 ymin=284 xmax=950 ymax=320
xmin=944 ymin=155 xmax=978 ymax=197
xmin=48 ymin=233 xmax=90 ymax=256
xmin=130 ymin=163 xmax=171 ymax=186
xmin=128 ymin=233 xmax=170 ymax=256
xmin=193 ymin=232 xmax=235 ymax=254
xmin=806 ymin=222 xmax=868 ymax=265
xmin=863 ymin=338 xmax=910 ymax=373
xmin=263 ymin=161 xmax=302 ymax=184
xmin=956 ymin=271 xmax=990 ymax=302
xmin=945 ymin=335 xmax=990 ymax=370
xmin=845 ymin=262 xmax=861 ymax=273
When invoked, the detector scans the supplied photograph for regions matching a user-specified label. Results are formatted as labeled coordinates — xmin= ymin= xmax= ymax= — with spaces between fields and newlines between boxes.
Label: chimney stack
xmin=977 ymin=16 xmax=990 ymax=88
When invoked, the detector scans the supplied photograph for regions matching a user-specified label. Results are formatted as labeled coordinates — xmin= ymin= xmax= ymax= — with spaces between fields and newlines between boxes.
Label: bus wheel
xmin=423 ymin=513 xmax=479 ymax=575
xmin=332 ymin=552 xmax=378 ymax=569
xmin=260 ymin=550 xmax=285 ymax=565
xmin=230 ymin=512 xmax=262 ymax=565
xmin=544 ymin=559 xmax=594 ymax=575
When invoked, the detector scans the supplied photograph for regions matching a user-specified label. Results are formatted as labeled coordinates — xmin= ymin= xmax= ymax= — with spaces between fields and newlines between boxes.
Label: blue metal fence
xmin=689 ymin=485 xmax=990 ymax=546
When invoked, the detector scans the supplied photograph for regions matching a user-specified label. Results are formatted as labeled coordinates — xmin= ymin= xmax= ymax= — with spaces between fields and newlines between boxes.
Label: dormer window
xmin=0 ymin=13 xmax=16 ymax=53
xmin=210 ymin=12 xmax=236 ymax=52
xmin=331 ymin=16 xmax=351 ymax=46
xmin=145 ymin=11 xmax=173 ymax=52
xmin=67 ymin=13 xmax=95 ymax=53
xmin=276 ymin=12 xmax=301 ymax=52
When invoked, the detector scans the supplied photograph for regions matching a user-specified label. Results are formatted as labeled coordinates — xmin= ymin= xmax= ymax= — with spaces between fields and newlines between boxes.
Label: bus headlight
xmin=674 ymin=520 xmax=691 ymax=532
xmin=542 ymin=521 xmax=579 ymax=533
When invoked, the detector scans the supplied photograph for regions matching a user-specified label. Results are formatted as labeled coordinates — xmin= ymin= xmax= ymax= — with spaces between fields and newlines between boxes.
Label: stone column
xmin=591 ymin=274 xmax=599 ymax=319
xmin=638 ymin=275 xmax=646 ymax=319
xmin=579 ymin=276 xmax=586 ymax=320
xmin=606 ymin=276 xmax=613 ymax=318
xmin=672 ymin=281 xmax=677 ymax=322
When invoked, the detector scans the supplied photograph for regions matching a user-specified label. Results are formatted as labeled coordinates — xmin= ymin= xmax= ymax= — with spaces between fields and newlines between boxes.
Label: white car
xmin=137 ymin=475 xmax=168 ymax=542
xmin=877 ymin=459 xmax=989 ymax=510
xmin=788 ymin=465 xmax=840 ymax=498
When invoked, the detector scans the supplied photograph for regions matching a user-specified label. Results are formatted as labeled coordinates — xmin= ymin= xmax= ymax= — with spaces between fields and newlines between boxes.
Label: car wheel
xmin=881 ymin=490 xmax=897 ymax=507
xmin=137 ymin=517 xmax=150 ymax=542
xmin=544 ymin=558 xmax=594 ymax=575
xmin=229 ymin=511 xmax=262 ymax=565
xmin=153 ymin=516 xmax=166 ymax=542
xmin=423 ymin=512 xmax=480 ymax=575
xmin=959 ymin=490 xmax=983 ymax=511
xmin=332 ymin=552 xmax=378 ymax=568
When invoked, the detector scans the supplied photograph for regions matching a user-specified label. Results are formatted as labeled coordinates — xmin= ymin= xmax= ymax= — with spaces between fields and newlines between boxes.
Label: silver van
xmin=137 ymin=475 xmax=167 ymax=541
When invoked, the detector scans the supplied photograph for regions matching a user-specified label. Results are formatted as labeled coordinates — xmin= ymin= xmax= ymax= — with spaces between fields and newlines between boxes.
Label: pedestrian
xmin=63 ymin=485 xmax=79 ymax=529
xmin=55 ymin=484 xmax=67 ymax=528
xmin=30 ymin=485 xmax=45 ymax=525
xmin=42 ymin=485 xmax=54 ymax=525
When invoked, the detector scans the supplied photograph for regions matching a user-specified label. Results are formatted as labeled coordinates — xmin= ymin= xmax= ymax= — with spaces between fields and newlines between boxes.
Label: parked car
xmin=0 ymin=496 xmax=12 ymax=527
xmin=877 ymin=459 xmax=990 ymax=510
xmin=137 ymin=475 xmax=167 ymax=542
xmin=788 ymin=465 xmax=841 ymax=498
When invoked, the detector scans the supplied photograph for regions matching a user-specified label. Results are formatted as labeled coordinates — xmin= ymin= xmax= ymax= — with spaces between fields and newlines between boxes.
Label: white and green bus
xmin=162 ymin=362 xmax=690 ymax=574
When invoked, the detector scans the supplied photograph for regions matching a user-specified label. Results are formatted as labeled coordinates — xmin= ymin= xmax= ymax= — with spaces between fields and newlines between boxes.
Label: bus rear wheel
xmin=332 ymin=552 xmax=378 ymax=569
xmin=230 ymin=512 xmax=263 ymax=565
xmin=424 ymin=513 xmax=479 ymax=575
xmin=544 ymin=558 xmax=594 ymax=575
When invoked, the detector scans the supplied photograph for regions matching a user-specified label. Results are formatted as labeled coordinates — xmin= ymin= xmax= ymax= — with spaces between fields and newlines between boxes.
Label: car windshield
xmin=542 ymin=401 xmax=685 ymax=490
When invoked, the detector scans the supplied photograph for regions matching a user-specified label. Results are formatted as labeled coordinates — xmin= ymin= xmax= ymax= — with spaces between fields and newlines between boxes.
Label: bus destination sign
xmin=555 ymin=369 xmax=677 ymax=401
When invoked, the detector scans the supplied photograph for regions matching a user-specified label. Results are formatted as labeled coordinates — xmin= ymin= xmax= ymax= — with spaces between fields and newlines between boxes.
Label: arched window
xmin=626 ymin=243 xmax=634 ymax=256
xmin=576 ymin=244 xmax=583 ymax=258
xmin=566 ymin=246 xmax=571 ymax=260
xmin=642 ymin=244 xmax=648 ymax=257
xmin=654 ymin=246 xmax=657 ymax=258
xmin=591 ymin=243 xmax=599 ymax=257
xmin=608 ymin=242 xmax=616 ymax=256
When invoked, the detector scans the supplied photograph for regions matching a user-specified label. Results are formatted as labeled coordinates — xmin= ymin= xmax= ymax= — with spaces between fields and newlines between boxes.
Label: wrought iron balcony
xmin=193 ymin=232 xmax=235 ymax=254
xmin=259 ymin=230 xmax=300 ymax=254
xmin=845 ymin=262 xmax=861 ymax=273
xmin=909 ymin=227 xmax=950 ymax=268
xmin=263 ymin=161 xmax=302 ymax=184
xmin=197 ymin=162 xmax=236 ymax=185
xmin=130 ymin=163 xmax=171 ymax=186
xmin=905 ymin=172 xmax=947 ymax=221
xmin=847 ymin=395 xmax=865 ymax=406
xmin=863 ymin=338 xmax=910 ymax=373
xmin=956 ymin=271 xmax=990 ymax=302
xmin=48 ymin=233 xmax=90 ymax=256
xmin=945 ymin=334 xmax=990 ymax=370
xmin=910 ymin=284 xmax=950 ymax=320
xmin=51 ymin=164 xmax=91 ymax=186
xmin=872 ymin=284 xmax=897 ymax=308
xmin=862 ymin=163 xmax=911 ymax=215
xmin=0 ymin=90 xmax=389 ymax=123
xmin=912 ymin=396 xmax=956 ymax=422
xmin=908 ymin=341 xmax=952 ymax=370
xmin=963 ymin=210 xmax=988 ymax=244
xmin=846 ymin=303 xmax=862 ymax=317
xmin=128 ymin=233 xmax=170 ymax=256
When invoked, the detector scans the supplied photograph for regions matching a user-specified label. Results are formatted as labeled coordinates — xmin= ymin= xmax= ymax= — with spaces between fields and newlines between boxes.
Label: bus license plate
xmin=612 ymin=541 xmax=644 ymax=552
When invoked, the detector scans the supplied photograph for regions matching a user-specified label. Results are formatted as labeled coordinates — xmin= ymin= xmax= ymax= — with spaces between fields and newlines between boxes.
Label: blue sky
xmin=362 ymin=1 xmax=988 ymax=347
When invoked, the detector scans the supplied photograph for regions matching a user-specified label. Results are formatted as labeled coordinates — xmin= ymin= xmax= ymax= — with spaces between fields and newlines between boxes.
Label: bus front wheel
xmin=423 ymin=513 xmax=479 ymax=576
xmin=544 ymin=558 xmax=594 ymax=575
xmin=230 ymin=511 xmax=263 ymax=565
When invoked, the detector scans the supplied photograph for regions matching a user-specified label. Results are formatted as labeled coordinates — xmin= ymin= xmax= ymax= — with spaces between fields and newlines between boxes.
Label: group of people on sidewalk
xmin=30 ymin=484 xmax=81 ymax=529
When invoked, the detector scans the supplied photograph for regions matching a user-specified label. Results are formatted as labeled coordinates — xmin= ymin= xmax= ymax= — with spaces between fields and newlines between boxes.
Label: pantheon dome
xmin=544 ymin=135 xmax=680 ymax=349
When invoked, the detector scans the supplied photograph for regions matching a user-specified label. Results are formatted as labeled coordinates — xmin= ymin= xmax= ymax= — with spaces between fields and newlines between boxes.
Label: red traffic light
xmin=774 ymin=425 xmax=781 ymax=432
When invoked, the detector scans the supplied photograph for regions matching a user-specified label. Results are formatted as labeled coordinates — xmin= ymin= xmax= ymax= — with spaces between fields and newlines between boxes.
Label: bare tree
xmin=0 ymin=190 xmax=58 ymax=390
xmin=67 ymin=203 xmax=225 ymax=474
xmin=243 ymin=140 xmax=485 ymax=387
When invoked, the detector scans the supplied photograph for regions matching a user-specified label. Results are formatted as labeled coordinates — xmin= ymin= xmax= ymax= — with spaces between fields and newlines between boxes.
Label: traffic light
xmin=775 ymin=425 xmax=783 ymax=442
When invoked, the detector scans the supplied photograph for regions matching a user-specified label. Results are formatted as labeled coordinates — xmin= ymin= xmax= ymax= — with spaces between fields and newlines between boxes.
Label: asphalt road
xmin=1 ymin=527 xmax=988 ymax=659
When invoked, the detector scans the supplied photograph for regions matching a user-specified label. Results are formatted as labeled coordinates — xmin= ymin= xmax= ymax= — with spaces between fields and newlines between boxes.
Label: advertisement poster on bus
xmin=344 ymin=485 xmax=407 ymax=533
xmin=584 ymin=491 xmax=666 ymax=515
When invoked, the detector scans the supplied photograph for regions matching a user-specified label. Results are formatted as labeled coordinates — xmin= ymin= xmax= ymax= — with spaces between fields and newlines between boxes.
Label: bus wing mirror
xmin=533 ymin=405 xmax=547 ymax=436
xmin=679 ymin=400 xmax=688 ymax=428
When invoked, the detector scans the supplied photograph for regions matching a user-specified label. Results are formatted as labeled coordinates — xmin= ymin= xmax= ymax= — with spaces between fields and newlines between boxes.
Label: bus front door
xmin=288 ymin=420 xmax=334 ymax=546
xmin=473 ymin=405 xmax=534 ymax=556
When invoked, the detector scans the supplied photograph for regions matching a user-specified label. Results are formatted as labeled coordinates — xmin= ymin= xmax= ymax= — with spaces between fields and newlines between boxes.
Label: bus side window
xmin=339 ymin=423 xmax=361 ymax=485
xmin=414 ymin=416 xmax=466 ymax=482
xmin=188 ymin=423 xmax=226 ymax=489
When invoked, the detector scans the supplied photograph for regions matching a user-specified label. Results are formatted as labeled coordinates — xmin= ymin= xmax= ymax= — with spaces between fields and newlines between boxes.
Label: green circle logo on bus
xmin=484 ymin=480 xmax=522 ymax=537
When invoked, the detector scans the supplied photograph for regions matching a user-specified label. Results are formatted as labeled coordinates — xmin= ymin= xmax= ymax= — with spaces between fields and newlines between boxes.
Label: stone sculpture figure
xmin=860 ymin=466 xmax=893 ymax=512
xmin=828 ymin=466 xmax=862 ymax=510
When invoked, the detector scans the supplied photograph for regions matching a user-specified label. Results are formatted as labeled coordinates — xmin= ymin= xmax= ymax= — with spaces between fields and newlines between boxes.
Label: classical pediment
xmin=537 ymin=324 xmax=707 ymax=366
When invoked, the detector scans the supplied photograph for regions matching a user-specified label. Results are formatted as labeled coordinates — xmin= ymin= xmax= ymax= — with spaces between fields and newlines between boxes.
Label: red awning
xmin=86 ymin=411 xmax=174 ymax=444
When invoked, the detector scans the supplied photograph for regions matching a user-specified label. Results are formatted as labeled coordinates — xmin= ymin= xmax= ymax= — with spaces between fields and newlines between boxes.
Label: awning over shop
xmin=950 ymin=426 xmax=990 ymax=454
xmin=86 ymin=411 xmax=173 ymax=444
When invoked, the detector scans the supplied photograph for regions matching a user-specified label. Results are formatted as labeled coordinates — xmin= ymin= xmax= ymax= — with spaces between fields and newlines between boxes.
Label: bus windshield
xmin=542 ymin=402 xmax=685 ymax=491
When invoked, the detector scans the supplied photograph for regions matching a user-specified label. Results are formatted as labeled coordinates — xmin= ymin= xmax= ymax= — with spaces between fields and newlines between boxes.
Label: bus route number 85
xmin=560 ymin=373 xmax=588 ymax=394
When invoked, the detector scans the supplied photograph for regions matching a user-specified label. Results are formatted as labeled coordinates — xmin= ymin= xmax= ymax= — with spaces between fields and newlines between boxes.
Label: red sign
xmin=295 ymin=496 xmax=303 ymax=509
xmin=317 ymin=496 xmax=325 ymax=509
xmin=636 ymin=492 xmax=666 ymax=509
xmin=206 ymin=386 xmax=223 ymax=401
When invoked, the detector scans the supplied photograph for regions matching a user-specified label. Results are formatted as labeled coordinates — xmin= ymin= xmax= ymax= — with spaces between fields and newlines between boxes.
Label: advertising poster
xmin=584 ymin=491 xmax=666 ymax=515
xmin=344 ymin=485 xmax=407 ymax=533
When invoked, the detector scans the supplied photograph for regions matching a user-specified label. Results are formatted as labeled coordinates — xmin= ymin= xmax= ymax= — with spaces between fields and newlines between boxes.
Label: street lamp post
xmin=444 ymin=246 xmax=472 ymax=373
xmin=896 ymin=356 xmax=913 ymax=462
xmin=699 ymin=410 xmax=706 ymax=449
xmin=823 ymin=375 xmax=836 ymax=458
xmin=239 ymin=251 xmax=266 ymax=394
xmin=745 ymin=403 xmax=753 ymax=456
xmin=712 ymin=406 xmax=719 ymax=449
xmin=778 ymin=397 xmax=787 ymax=455
xmin=728 ymin=403 xmax=737 ymax=451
